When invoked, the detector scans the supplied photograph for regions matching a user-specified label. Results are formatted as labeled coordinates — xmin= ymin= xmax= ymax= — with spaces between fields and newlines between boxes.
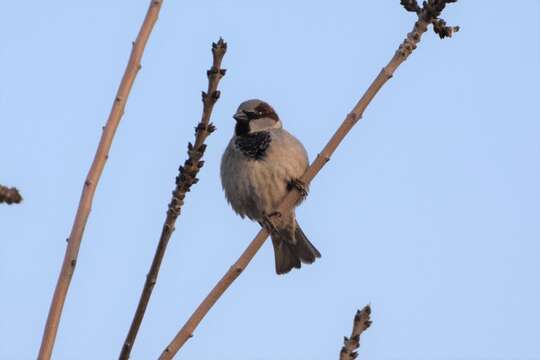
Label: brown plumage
xmin=221 ymin=99 xmax=321 ymax=274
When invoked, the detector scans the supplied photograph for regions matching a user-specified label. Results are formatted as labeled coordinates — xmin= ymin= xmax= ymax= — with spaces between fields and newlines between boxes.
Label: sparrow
xmin=220 ymin=99 xmax=321 ymax=274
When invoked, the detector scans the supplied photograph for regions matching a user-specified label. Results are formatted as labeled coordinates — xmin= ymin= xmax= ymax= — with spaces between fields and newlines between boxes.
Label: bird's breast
xmin=220 ymin=129 xmax=308 ymax=221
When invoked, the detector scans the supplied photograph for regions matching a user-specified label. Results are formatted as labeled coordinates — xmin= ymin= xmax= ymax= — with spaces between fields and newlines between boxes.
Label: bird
xmin=220 ymin=99 xmax=321 ymax=274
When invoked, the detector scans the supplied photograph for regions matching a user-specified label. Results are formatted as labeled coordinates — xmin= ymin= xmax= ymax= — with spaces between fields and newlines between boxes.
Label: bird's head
xmin=233 ymin=99 xmax=282 ymax=136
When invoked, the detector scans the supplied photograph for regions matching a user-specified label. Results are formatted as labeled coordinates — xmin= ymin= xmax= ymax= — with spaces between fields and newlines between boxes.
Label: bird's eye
xmin=243 ymin=110 xmax=259 ymax=120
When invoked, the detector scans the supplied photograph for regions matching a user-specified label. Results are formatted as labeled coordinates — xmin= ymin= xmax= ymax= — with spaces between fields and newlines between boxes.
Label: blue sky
xmin=1 ymin=1 xmax=539 ymax=359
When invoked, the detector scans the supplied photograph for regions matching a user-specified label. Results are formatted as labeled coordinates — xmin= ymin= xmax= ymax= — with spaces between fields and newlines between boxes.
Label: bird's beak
xmin=233 ymin=111 xmax=248 ymax=122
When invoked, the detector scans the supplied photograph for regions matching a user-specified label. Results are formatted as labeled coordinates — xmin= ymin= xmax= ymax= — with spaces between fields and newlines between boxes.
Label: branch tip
xmin=432 ymin=18 xmax=460 ymax=38
xmin=212 ymin=38 xmax=228 ymax=57
xmin=401 ymin=0 xmax=421 ymax=13
xmin=339 ymin=306 xmax=372 ymax=360
xmin=402 ymin=0 xmax=459 ymax=39
xmin=0 ymin=185 xmax=23 ymax=205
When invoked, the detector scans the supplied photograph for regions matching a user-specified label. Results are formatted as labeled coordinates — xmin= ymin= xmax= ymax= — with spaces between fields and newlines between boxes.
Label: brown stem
xmin=0 ymin=185 xmax=22 ymax=204
xmin=118 ymin=39 xmax=227 ymax=360
xmin=158 ymin=2 xmax=458 ymax=359
xmin=339 ymin=306 xmax=372 ymax=360
xmin=37 ymin=1 xmax=164 ymax=359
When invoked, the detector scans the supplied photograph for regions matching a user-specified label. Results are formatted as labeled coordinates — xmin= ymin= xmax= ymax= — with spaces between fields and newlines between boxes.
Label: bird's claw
xmin=289 ymin=178 xmax=308 ymax=198
xmin=261 ymin=211 xmax=281 ymax=233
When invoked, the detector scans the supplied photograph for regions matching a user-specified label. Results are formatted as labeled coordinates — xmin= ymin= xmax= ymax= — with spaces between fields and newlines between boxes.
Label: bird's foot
xmin=288 ymin=178 xmax=308 ymax=198
xmin=261 ymin=211 xmax=282 ymax=233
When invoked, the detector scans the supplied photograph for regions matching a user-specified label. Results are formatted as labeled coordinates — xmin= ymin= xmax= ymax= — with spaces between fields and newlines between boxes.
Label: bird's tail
xmin=271 ymin=221 xmax=321 ymax=275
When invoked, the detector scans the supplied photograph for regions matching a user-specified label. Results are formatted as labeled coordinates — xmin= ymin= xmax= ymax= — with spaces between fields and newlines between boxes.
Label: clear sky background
xmin=1 ymin=1 xmax=539 ymax=359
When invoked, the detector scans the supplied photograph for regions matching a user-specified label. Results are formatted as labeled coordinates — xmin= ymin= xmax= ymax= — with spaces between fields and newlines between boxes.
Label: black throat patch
xmin=235 ymin=131 xmax=271 ymax=160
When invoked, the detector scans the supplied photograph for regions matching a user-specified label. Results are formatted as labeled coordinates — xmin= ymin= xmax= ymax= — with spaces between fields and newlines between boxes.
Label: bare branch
xmin=118 ymin=39 xmax=227 ymax=360
xmin=340 ymin=306 xmax=372 ymax=360
xmin=0 ymin=185 xmax=22 ymax=204
xmin=37 ymin=1 xmax=165 ymax=358
xmin=158 ymin=2 xmax=459 ymax=359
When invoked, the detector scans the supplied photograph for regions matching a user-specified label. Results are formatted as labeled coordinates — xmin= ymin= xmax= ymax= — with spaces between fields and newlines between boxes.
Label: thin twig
xmin=0 ymin=184 xmax=22 ymax=204
xmin=158 ymin=1 xmax=459 ymax=358
xmin=37 ymin=1 xmax=164 ymax=359
xmin=118 ymin=39 xmax=227 ymax=360
xmin=339 ymin=306 xmax=372 ymax=360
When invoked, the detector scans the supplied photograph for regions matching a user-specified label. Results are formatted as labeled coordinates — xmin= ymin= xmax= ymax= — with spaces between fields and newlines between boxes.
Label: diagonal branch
xmin=118 ymin=39 xmax=227 ymax=360
xmin=0 ymin=184 xmax=23 ymax=204
xmin=37 ymin=1 xmax=165 ymax=359
xmin=340 ymin=306 xmax=372 ymax=360
xmin=158 ymin=2 xmax=459 ymax=359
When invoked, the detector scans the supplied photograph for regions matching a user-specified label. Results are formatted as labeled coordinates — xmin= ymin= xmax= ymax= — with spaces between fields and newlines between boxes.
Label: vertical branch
xmin=37 ymin=1 xmax=164 ymax=359
xmin=0 ymin=184 xmax=22 ymax=204
xmin=158 ymin=1 xmax=459 ymax=359
xmin=339 ymin=306 xmax=372 ymax=360
xmin=118 ymin=39 xmax=227 ymax=360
